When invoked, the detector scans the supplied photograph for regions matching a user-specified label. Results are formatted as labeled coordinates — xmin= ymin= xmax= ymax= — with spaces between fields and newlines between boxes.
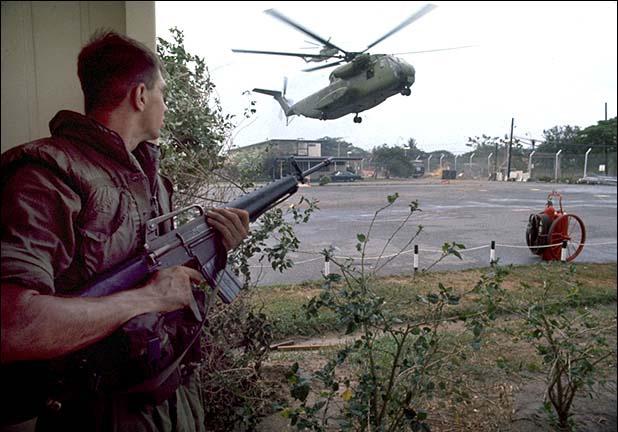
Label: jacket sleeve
xmin=1 ymin=164 xmax=81 ymax=294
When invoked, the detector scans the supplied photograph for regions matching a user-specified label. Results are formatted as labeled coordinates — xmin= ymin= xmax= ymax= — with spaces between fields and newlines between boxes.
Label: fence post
xmin=490 ymin=240 xmax=496 ymax=265
xmin=561 ymin=241 xmax=568 ymax=262
xmin=528 ymin=151 xmax=535 ymax=178
xmin=584 ymin=147 xmax=592 ymax=177
xmin=427 ymin=155 xmax=433 ymax=173
xmin=488 ymin=153 xmax=493 ymax=179
xmin=454 ymin=155 xmax=459 ymax=172
xmin=555 ymin=149 xmax=563 ymax=182
xmin=414 ymin=245 xmax=419 ymax=274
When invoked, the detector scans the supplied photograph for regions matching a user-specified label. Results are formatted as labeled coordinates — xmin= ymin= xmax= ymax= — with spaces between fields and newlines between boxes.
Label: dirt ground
xmin=256 ymin=305 xmax=617 ymax=432
xmin=257 ymin=365 xmax=617 ymax=432
xmin=506 ymin=377 xmax=617 ymax=432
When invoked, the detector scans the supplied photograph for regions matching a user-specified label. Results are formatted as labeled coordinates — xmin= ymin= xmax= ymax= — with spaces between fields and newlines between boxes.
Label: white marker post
xmin=490 ymin=240 xmax=496 ymax=265
xmin=561 ymin=241 xmax=568 ymax=262
xmin=414 ymin=245 xmax=419 ymax=274
xmin=324 ymin=255 xmax=330 ymax=276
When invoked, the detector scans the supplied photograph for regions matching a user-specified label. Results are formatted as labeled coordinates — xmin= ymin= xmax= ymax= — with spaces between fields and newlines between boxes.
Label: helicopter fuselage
xmin=291 ymin=54 xmax=415 ymax=120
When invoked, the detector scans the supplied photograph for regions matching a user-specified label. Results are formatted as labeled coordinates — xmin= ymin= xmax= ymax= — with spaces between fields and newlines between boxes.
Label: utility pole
xmin=506 ymin=118 xmax=514 ymax=180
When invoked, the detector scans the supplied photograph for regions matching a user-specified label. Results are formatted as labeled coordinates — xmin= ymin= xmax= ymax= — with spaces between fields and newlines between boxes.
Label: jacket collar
xmin=49 ymin=110 xmax=160 ymax=173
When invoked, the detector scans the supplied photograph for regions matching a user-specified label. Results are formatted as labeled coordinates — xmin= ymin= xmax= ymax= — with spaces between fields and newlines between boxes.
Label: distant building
xmin=230 ymin=139 xmax=322 ymax=159
xmin=229 ymin=139 xmax=363 ymax=180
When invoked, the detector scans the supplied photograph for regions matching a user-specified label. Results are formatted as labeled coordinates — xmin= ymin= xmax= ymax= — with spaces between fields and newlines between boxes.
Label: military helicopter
xmin=233 ymin=4 xmax=452 ymax=123
xmin=300 ymin=39 xmax=339 ymax=63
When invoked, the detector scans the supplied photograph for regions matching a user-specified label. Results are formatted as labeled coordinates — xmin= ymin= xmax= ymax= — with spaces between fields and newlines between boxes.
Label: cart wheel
xmin=548 ymin=214 xmax=586 ymax=261
xmin=526 ymin=214 xmax=543 ymax=255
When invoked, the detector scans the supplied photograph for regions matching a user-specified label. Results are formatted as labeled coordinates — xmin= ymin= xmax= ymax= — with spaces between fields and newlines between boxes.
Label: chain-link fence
xmin=450 ymin=148 xmax=617 ymax=182
xmin=528 ymin=150 xmax=616 ymax=182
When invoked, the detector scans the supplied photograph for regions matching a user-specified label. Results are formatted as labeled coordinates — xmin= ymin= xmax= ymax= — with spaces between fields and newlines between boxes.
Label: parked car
xmin=576 ymin=175 xmax=617 ymax=186
xmin=330 ymin=171 xmax=362 ymax=182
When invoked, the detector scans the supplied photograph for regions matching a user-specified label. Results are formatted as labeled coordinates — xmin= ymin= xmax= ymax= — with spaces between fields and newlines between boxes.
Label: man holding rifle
xmin=1 ymin=31 xmax=249 ymax=431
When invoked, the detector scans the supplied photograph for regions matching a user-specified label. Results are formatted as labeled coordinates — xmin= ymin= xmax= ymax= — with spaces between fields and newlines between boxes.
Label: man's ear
xmin=131 ymin=83 xmax=148 ymax=112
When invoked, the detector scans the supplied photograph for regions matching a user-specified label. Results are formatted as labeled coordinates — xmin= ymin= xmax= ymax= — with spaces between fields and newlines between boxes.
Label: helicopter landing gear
xmin=319 ymin=112 xmax=327 ymax=120
xmin=353 ymin=114 xmax=362 ymax=123
xmin=401 ymin=87 xmax=411 ymax=96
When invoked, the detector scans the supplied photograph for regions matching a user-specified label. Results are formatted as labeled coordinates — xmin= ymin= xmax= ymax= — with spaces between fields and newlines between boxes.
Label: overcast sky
xmin=155 ymin=1 xmax=617 ymax=154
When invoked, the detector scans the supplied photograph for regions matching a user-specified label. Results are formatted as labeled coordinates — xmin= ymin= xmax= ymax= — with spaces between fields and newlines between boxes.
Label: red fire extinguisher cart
xmin=526 ymin=191 xmax=586 ymax=262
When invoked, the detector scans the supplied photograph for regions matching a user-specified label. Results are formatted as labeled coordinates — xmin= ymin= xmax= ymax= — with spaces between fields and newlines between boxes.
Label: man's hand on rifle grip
xmin=141 ymin=266 xmax=203 ymax=314
xmin=206 ymin=208 xmax=250 ymax=251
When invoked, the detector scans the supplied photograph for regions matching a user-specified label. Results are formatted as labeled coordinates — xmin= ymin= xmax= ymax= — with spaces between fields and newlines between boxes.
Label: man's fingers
xmin=208 ymin=208 xmax=248 ymax=235
xmin=228 ymin=208 xmax=250 ymax=231
xmin=207 ymin=217 xmax=234 ymax=249
xmin=207 ymin=208 xmax=250 ymax=250
xmin=183 ymin=267 xmax=204 ymax=283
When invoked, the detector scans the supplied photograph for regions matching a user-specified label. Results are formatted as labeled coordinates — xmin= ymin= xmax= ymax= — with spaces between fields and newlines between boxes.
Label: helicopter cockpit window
xmin=366 ymin=68 xmax=375 ymax=80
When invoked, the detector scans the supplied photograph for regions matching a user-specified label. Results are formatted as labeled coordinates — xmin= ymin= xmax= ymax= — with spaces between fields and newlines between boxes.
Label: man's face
xmin=143 ymin=71 xmax=168 ymax=141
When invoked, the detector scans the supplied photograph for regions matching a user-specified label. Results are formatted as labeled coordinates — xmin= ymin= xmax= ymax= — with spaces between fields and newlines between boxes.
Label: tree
xmin=577 ymin=117 xmax=617 ymax=149
xmin=157 ymin=28 xmax=235 ymax=208
xmin=371 ymin=144 xmax=413 ymax=178
xmin=405 ymin=137 xmax=426 ymax=161
xmin=576 ymin=117 xmax=617 ymax=175
xmin=467 ymin=134 xmax=529 ymax=178
xmin=316 ymin=136 xmax=369 ymax=159
xmin=541 ymin=125 xmax=581 ymax=153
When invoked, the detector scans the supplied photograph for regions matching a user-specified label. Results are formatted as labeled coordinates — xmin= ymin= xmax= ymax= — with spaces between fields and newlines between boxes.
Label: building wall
xmin=1 ymin=1 xmax=155 ymax=153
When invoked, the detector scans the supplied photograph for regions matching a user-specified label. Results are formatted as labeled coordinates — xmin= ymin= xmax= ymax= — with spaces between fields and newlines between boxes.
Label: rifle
xmin=76 ymin=157 xmax=332 ymax=304
xmin=0 ymin=157 xmax=333 ymax=423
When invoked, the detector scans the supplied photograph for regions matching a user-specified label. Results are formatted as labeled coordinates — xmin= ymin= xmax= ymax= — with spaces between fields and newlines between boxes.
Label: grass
xmin=253 ymin=263 xmax=617 ymax=432
xmin=248 ymin=262 xmax=617 ymax=340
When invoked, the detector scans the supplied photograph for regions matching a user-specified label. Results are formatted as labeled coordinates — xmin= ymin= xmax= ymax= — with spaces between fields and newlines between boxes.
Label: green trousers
xmin=32 ymin=373 xmax=206 ymax=432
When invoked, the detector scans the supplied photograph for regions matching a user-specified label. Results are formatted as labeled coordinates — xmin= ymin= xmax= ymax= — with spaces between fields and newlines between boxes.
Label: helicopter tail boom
xmin=253 ymin=88 xmax=294 ymax=117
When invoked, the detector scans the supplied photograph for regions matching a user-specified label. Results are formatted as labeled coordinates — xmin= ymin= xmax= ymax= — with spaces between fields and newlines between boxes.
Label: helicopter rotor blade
xmin=303 ymin=39 xmax=321 ymax=47
xmin=232 ymin=48 xmax=337 ymax=60
xmin=392 ymin=44 xmax=477 ymax=55
xmin=303 ymin=60 xmax=344 ymax=72
xmin=265 ymin=9 xmax=349 ymax=57
xmin=364 ymin=3 xmax=437 ymax=52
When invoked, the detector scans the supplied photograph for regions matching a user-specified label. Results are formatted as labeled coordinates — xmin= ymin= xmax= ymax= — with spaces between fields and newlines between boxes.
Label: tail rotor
xmin=280 ymin=77 xmax=288 ymax=123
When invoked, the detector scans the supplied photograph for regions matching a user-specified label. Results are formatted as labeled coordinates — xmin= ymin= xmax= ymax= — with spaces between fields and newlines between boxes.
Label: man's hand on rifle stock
xmin=206 ymin=208 xmax=250 ymax=251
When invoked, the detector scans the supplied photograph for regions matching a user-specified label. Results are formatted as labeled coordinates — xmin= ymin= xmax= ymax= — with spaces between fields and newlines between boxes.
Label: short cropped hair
xmin=78 ymin=30 xmax=163 ymax=114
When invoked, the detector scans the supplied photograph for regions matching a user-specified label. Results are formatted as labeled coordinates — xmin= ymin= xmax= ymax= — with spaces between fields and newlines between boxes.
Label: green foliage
xmin=492 ymin=263 xmax=614 ymax=431
xmin=230 ymin=196 xmax=319 ymax=288
xmin=157 ymin=28 xmax=321 ymax=428
xmin=157 ymin=28 xmax=235 ymax=207
xmin=466 ymin=134 xmax=527 ymax=176
xmin=316 ymin=136 xmax=370 ymax=158
xmin=576 ymin=117 xmax=617 ymax=150
xmin=371 ymin=144 xmax=414 ymax=178
xmin=199 ymin=297 xmax=276 ymax=430
xmin=278 ymin=195 xmax=505 ymax=431
xmin=541 ymin=125 xmax=582 ymax=153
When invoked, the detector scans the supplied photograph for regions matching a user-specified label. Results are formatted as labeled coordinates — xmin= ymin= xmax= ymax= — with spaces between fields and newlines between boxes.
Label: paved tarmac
xmin=245 ymin=179 xmax=617 ymax=286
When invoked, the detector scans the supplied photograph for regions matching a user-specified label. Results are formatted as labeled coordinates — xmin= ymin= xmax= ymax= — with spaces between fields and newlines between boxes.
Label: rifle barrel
xmin=298 ymin=157 xmax=333 ymax=179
